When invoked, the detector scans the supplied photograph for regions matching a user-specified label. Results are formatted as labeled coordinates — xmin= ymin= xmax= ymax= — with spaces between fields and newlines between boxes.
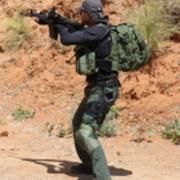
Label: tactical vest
xmin=75 ymin=23 xmax=150 ymax=75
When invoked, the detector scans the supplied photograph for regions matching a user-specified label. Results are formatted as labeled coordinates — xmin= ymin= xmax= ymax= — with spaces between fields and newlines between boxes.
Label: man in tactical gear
xmin=55 ymin=0 xmax=120 ymax=179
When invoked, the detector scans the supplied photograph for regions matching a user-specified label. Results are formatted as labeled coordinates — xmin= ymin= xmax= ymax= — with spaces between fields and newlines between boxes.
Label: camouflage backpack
xmin=109 ymin=23 xmax=150 ymax=72
xmin=75 ymin=23 xmax=150 ymax=75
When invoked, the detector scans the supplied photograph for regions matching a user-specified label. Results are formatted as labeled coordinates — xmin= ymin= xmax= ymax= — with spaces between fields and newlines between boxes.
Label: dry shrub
xmin=162 ymin=0 xmax=180 ymax=41
xmin=5 ymin=12 xmax=33 ymax=50
xmin=163 ymin=0 xmax=180 ymax=25
xmin=127 ymin=0 xmax=179 ymax=52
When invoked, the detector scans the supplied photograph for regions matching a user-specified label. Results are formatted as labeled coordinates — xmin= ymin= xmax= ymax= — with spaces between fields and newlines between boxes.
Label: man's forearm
xmin=59 ymin=29 xmax=85 ymax=45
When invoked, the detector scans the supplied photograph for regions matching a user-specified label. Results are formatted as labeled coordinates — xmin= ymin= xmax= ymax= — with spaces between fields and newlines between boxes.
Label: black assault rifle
xmin=20 ymin=7 xmax=82 ymax=40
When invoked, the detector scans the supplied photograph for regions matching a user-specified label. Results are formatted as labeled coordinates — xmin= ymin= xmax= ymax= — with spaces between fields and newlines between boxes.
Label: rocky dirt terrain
xmin=0 ymin=0 xmax=180 ymax=180
xmin=0 ymin=121 xmax=180 ymax=180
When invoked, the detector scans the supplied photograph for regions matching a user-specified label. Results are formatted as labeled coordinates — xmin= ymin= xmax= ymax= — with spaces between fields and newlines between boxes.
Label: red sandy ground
xmin=0 ymin=0 xmax=180 ymax=180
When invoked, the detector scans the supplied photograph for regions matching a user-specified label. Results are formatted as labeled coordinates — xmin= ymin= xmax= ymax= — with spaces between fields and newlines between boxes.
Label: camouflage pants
xmin=72 ymin=79 xmax=119 ymax=180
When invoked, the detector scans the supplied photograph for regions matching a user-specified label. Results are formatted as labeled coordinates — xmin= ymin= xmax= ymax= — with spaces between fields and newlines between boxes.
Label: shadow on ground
xmin=17 ymin=158 xmax=132 ymax=180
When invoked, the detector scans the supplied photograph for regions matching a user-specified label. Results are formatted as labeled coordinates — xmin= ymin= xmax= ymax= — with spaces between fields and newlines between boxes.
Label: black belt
xmin=89 ymin=78 xmax=121 ymax=87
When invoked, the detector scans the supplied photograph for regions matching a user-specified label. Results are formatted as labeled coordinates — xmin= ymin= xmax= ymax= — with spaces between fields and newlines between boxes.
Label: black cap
xmin=80 ymin=0 xmax=105 ymax=23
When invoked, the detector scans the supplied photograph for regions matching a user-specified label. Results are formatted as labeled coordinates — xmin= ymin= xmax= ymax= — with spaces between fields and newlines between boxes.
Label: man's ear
xmin=84 ymin=12 xmax=93 ymax=23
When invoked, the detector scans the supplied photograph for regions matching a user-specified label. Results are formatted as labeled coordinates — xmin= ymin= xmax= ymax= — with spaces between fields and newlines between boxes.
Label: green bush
xmin=105 ymin=106 xmax=120 ymax=121
xmin=47 ymin=123 xmax=55 ymax=136
xmin=5 ymin=14 xmax=32 ymax=50
xmin=162 ymin=120 xmax=180 ymax=145
xmin=99 ymin=119 xmax=117 ymax=137
xmin=127 ymin=0 xmax=177 ymax=51
xmin=57 ymin=127 xmax=66 ymax=138
xmin=99 ymin=106 xmax=121 ymax=137
xmin=11 ymin=107 xmax=35 ymax=121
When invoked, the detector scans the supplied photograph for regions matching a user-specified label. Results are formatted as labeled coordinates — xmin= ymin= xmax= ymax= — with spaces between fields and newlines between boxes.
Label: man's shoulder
xmin=84 ymin=23 xmax=110 ymax=36
xmin=89 ymin=23 xmax=109 ymax=30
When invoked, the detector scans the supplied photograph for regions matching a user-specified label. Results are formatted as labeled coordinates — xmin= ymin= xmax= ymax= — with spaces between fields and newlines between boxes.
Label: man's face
xmin=80 ymin=10 xmax=91 ymax=25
